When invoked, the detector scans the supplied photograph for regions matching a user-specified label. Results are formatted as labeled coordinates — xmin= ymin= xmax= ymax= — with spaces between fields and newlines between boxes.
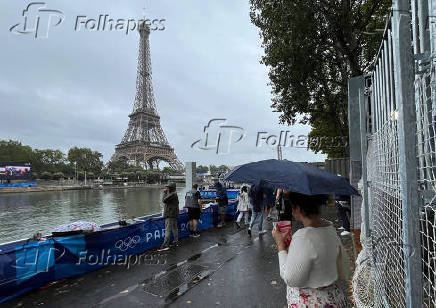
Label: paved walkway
xmin=4 ymin=206 xmax=354 ymax=308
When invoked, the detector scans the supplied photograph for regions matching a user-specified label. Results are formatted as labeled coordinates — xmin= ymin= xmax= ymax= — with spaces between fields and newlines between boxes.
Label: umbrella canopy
xmin=52 ymin=221 xmax=101 ymax=233
xmin=224 ymin=159 xmax=359 ymax=196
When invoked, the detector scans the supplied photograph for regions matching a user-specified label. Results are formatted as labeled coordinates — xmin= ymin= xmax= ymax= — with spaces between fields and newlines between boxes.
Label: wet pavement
xmin=4 ymin=206 xmax=354 ymax=308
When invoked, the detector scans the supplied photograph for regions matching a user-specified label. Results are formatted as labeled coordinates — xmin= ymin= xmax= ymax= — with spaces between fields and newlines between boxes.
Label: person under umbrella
xmin=215 ymin=181 xmax=228 ymax=228
xmin=248 ymin=184 xmax=267 ymax=236
xmin=235 ymin=185 xmax=250 ymax=229
xmin=272 ymin=192 xmax=351 ymax=307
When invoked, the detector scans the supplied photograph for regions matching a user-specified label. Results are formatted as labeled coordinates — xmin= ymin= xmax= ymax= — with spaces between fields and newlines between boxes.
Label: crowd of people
xmin=157 ymin=181 xmax=351 ymax=307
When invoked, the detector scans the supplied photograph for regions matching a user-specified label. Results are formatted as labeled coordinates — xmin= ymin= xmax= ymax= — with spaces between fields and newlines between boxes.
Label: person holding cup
xmin=272 ymin=192 xmax=350 ymax=307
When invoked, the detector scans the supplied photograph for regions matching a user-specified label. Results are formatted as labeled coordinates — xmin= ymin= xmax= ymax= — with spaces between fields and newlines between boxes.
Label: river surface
xmin=0 ymin=187 xmax=188 ymax=244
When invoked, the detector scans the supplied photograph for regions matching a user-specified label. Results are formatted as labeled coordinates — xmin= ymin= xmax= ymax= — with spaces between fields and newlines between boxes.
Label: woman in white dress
xmin=272 ymin=192 xmax=351 ymax=307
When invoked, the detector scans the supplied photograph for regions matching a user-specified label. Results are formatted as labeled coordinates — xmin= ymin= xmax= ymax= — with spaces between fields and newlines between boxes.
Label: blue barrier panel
xmin=200 ymin=189 xmax=239 ymax=199
xmin=0 ymin=202 xmax=237 ymax=303
xmin=0 ymin=183 xmax=37 ymax=188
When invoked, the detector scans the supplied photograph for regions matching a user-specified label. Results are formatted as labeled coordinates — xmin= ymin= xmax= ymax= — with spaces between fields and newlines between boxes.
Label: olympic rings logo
xmin=114 ymin=235 xmax=141 ymax=251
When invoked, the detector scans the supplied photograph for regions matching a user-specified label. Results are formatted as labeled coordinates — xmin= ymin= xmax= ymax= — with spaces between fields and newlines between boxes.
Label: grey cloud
xmin=0 ymin=0 xmax=326 ymax=166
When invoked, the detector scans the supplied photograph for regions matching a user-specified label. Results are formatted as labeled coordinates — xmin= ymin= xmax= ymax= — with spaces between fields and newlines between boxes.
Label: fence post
xmin=391 ymin=0 xmax=423 ymax=306
xmin=348 ymin=76 xmax=364 ymax=232
xmin=357 ymin=78 xmax=371 ymax=239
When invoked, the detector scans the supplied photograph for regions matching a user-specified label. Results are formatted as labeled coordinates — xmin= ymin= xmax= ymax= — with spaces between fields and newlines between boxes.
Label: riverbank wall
xmin=0 ymin=183 xmax=166 ymax=194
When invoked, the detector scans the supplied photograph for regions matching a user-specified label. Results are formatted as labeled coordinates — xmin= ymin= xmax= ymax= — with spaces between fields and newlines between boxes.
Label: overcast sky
xmin=0 ymin=0 xmax=326 ymax=167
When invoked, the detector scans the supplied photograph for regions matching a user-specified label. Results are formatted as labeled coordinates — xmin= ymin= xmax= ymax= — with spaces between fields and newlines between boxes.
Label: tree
xmin=52 ymin=172 xmax=65 ymax=180
xmin=145 ymin=171 xmax=161 ymax=184
xmin=217 ymin=165 xmax=229 ymax=175
xmin=67 ymin=147 xmax=104 ymax=175
xmin=33 ymin=149 xmax=67 ymax=174
xmin=196 ymin=165 xmax=209 ymax=173
xmin=40 ymin=171 xmax=52 ymax=180
xmin=249 ymin=0 xmax=390 ymax=157
xmin=162 ymin=167 xmax=178 ymax=175
xmin=209 ymin=165 xmax=219 ymax=176
xmin=0 ymin=140 xmax=33 ymax=162
xmin=108 ymin=157 xmax=129 ymax=173
xmin=209 ymin=165 xmax=229 ymax=176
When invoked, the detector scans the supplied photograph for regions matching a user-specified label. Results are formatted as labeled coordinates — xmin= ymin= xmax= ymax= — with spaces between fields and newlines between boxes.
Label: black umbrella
xmin=224 ymin=159 xmax=359 ymax=196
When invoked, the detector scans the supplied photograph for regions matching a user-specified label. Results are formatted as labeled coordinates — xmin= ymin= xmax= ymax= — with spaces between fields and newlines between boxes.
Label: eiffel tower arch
xmin=112 ymin=22 xmax=183 ymax=171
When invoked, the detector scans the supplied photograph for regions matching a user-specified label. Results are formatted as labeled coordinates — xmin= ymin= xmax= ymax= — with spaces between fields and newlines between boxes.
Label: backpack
xmin=185 ymin=189 xmax=198 ymax=208
xmin=185 ymin=191 xmax=193 ymax=208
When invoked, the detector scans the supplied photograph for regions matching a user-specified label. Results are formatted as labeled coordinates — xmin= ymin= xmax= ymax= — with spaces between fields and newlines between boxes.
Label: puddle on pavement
xmin=142 ymin=263 xmax=209 ymax=297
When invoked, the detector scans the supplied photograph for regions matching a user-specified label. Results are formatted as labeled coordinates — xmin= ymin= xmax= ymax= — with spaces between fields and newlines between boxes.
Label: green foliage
xmin=107 ymin=157 xmax=129 ymax=173
xmin=209 ymin=165 xmax=229 ymax=176
xmin=196 ymin=165 xmax=209 ymax=173
xmin=0 ymin=140 xmax=171 ymax=183
xmin=52 ymin=172 xmax=65 ymax=180
xmin=162 ymin=166 xmax=178 ymax=175
xmin=40 ymin=171 xmax=52 ymax=180
xmin=0 ymin=140 xmax=33 ymax=162
xmin=32 ymin=149 xmax=67 ymax=174
xmin=0 ymin=140 xmax=103 ymax=178
xmin=67 ymin=147 xmax=104 ymax=175
xmin=144 ymin=171 xmax=161 ymax=184
xmin=249 ymin=0 xmax=390 ymax=157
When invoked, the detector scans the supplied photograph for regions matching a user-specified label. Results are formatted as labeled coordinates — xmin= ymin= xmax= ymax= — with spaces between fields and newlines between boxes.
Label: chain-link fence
xmin=415 ymin=64 xmax=436 ymax=307
xmin=366 ymin=122 xmax=406 ymax=307
xmin=350 ymin=0 xmax=436 ymax=307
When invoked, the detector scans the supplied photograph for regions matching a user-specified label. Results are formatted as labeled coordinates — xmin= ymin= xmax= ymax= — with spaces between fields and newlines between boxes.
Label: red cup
xmin=276 ymin=220 xmax=292 ymax=247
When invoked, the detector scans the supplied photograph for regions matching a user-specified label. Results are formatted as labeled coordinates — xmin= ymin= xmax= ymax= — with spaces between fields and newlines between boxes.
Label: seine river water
xmin=0 ymin=187 xmax=188 ymax=244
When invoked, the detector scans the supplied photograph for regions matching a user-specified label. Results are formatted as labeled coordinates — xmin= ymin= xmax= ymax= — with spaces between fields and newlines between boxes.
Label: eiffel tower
xmin=112 ymin=22 xmax=183 ymax=170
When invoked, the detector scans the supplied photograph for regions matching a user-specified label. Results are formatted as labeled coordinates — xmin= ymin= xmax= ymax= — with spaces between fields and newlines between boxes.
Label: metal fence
xmin=416 ymin=58 xmax=436 ymax=308
xmin=350 ymin=0 xmax=436 ymax=307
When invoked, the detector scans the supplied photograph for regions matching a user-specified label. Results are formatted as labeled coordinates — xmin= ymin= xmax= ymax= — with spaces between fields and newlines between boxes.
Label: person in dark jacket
xmin=248 ymin=184 xmax=267 ymax=236
xmin=158 ymin=182 xmax=179 ymax=251
xmin=215 ymin=181 xmax=228 ymax=228
xmin=263 ymin=186 xmax=276 ymax=220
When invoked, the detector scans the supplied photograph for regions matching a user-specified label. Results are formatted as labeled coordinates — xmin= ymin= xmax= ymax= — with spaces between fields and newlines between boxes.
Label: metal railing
xmin=350 ymin=0 xmax=436 ymax=306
